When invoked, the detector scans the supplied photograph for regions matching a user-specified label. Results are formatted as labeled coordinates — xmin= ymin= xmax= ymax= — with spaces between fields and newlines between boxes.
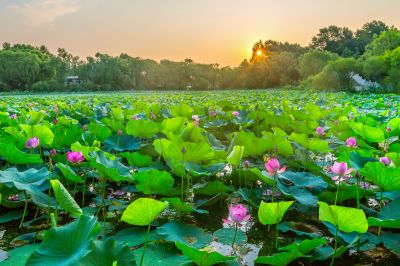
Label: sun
xmin=256 ymin=50 xmax=263 ymax=56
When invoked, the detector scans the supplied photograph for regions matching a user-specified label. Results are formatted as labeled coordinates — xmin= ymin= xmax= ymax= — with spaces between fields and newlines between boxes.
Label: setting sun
xmin=256 ymin=50 xmax=263 ymax=56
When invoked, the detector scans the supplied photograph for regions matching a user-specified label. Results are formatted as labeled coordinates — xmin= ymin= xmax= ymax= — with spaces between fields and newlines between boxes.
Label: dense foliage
xmin=1 ymin=21 xmax=400 ymax=92
xmin=0 ymin=90 xmax=400 ymax=265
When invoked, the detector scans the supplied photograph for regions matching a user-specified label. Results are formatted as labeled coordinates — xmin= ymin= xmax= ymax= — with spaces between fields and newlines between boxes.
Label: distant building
xmin=65 ymin=76 xmax=82 ymax=86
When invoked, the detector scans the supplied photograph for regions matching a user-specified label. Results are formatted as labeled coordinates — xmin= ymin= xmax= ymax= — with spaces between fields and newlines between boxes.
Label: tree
xmin=381 ymin=46 xmax=400 ymax=91
xmin=0 ymin=50 xmax=41 ymax=89
xmin=364 ymin=29 xmax=400 ymax=56
xmin=311 ymin=58 xmax=361 ymax=91
xmin=361 ymin=56 xmax=387 ymax=82
xmin=310 ymin=25 xmax=356 ymax=56
xmin=355 ymin=20 xmax=389 ymax=54
xmin=299 ymin=50 xmax=338 ymax=78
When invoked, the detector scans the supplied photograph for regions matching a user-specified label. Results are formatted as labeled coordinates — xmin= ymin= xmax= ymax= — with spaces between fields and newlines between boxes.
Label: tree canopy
xmin=0 ymin=20 xmax=399 ymax=93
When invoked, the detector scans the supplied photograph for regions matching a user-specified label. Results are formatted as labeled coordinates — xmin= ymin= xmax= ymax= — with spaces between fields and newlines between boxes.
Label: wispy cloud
xmin=7 ymin=0 xmax=82 ymax=25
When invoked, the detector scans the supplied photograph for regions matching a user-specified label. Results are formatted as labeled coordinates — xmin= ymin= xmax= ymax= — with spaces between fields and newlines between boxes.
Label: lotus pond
xmin=0 ymin=90 xmax=400 ymax=266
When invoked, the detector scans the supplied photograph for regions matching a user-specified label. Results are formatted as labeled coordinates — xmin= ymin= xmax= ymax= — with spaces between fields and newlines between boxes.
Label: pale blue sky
xmin=0 ymin=0 xmax=399 ymax=66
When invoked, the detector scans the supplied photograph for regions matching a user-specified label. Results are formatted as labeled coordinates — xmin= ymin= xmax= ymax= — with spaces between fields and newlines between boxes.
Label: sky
xmin=0 ymin=0 xmax=399 ymax=66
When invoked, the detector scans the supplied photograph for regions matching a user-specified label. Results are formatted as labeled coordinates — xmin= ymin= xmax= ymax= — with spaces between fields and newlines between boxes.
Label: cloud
xmin=7 ymin=0 xmax=82 ymax=25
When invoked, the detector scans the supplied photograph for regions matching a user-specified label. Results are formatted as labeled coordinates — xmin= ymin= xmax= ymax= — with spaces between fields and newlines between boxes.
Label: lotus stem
xmin=231 ymin=223 xmax=238 ymax=248
xmin=50 ymin=212 xmax=57 ymax=228
xmin=330 ymin=226 xmax=339 ymax=266
xmin=275 ymin=223 xmax=280 ymax=250
xmin=378 ymin=190 xmax=383 ymax=236
xmin=82 ymin=176 xmax=86 ymax=206
xmin=140 ymin=224 xmax=151 ymax=266
xmin=334 ymin=178 xmax=341 ymax=205
xmin=19 ymin=191 xmax=29 ymax=229
xmin=271 ymin=174 xmax=276 ymax=203
xmin=356 ymin=172 xmax=361 ymax=253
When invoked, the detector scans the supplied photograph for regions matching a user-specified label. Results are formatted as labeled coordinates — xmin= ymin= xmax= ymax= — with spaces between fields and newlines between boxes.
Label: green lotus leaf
xmin=349 ymin=152 xmax=378 ymax=170
xmin=121 ymin=152 xmax=153 ymax=167
xmin=0 ymin=142 xmax=43 ymax=164
xmin=113 ymin=227 xmax=160 ymax=247
xmin=133 ymin=243 xmax=190 ymax=266
xmin=213 ymin=228 xmax=247 ymax=245
xmin=0 ymin=244 xmax=40 ymax=266
xmin=161 ymin=197 xmax=208 ymax=214
xmin=0 ymin=209 xmax=29 ymax=224
xmin=20 ymin=124 xmax=54 ymax=146
xmin=230 ymin=131 xmax=271 ymax=157
xmin=121 ymin=198 xmax=168 ymax=226
xmin=81 ymin=238 xmax=135 ymax=266
xmin=193 ymin=180 xmax=232 ymax=196
xmin=104 ymin=135 xmax=142 ymax=152
xmin=360 ymin=162 xmax=400 ymax=191
xmin=380 ymin=232 xmax=400 ymax=256
xmin=348 ymin=122 xmax=385 ymax=143
xmin=89 ymin=151 xmax=131 ymax=182
xmin=258 ymin=201 xmax=294 ymax=225
xmin=157 ymin=221 xmax=212 ymax=248
xmin=279 ymin=238 xmax=327 ymax=255
xmin=87 ymin=123 xmax=112 ymax=142
xmin=52 ymin=124 xmax=82 ymax=149
xmin=126 ymin=119 xmax=160 ymax=138
xmin=50 ymin=179 xmax=82 ymax=218
xmin=318 ymin=201 xmax=368 ymax=233
xmin=368 ymin=198 xmax=400 ymax=229
xmin=226 ymin=145 xmax=244 ymax=166
xmin=162 ymin=117 xmax=188 ymax=133
xmin=133 ymin=169 xmax=174 ymax=195
xmin=0 ymin=167 xmax=49 ymax=193
xmin=262 ymin=127 xmax=294 ymax=157
xmin=55 ymin=163 xmax=83 ymax=183
xmin=26 ymin=215 xmax=101 ymax=266
xmin=175 ymin=242 xmax=236 ymax=266
xmin=289 ymin=133 xmax=331 ymax=153
xmin=255 ymin=250 xmax=303 ymax=266
xmin=26 ymin=110 xmax=46 ymax=125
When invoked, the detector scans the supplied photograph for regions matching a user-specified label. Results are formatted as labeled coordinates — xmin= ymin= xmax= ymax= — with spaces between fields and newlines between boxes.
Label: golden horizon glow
xmin=256 ymin=50 xmax=263 ymax=56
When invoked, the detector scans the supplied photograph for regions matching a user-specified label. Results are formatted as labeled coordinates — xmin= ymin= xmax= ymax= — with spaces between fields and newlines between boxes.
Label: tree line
xmin=0 ymin=20 xmax=399 ymax=92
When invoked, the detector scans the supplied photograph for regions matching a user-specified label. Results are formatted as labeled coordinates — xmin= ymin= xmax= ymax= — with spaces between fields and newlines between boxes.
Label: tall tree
xmin=310 ymin=25 xmax=356 ymax=56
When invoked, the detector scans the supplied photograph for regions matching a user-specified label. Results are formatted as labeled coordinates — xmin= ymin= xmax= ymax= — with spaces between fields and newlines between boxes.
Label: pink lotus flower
xmin=209 ymin=110 xmax=217 ymax=117
xmin=10 ymin=114 xmax=17 ymax=119
xmin=53 ymin=118 xmax=58 ymax=125
xmin=117 ymin=129 xmax=123 ymax=136
xmin=66 ymin=151 xmax=85 ymax=164
xmin=316 ymin=126 xmax=325 ymax=135
xmin=131 ymin=115 xmax=140 ymax=120
xmin=265 ymin=158 xmax=286 ymax=176
xmin=223 ymin=204 xmax=251 ymax=225
xmin=49 ymin=149 xmax=57 ymax=157
xmin=25 ymin=137 xmax=39 ymax=149
xmin=386 ymin=127 xmax=392 ymax=132
xmin=82 ymin=125 xmax=87 ymax=131
xmin=150 ymin=113 xmax=157 ymax=120
xmin=380 ymin=157 xmax=391 ymax=166
xmin=346 ymin=137 xmax=357 ymax=148
xmin=232 ymin=111 xmax=240 ymax=116
xmin=331 ymin=162 xmax=353 ymax=183
xmin=192 ymin=115 xmax=199 ymax=121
